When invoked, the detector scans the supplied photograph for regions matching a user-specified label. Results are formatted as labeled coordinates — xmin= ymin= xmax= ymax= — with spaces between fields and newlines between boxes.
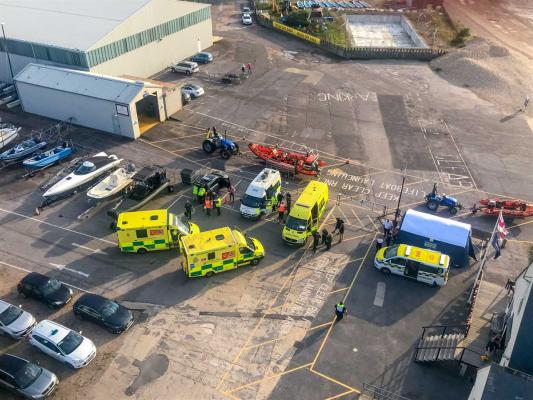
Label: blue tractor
xmin=202 ymin=127 xmax=240 ymax=159
xmin=425 ymin=183 xmax=463 ymax=215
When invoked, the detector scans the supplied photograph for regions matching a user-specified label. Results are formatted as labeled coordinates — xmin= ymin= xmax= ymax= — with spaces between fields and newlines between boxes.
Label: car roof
xmin=33 ymin=320 xmax=70 ymax=344
xmin=75 ymin=293 xmax=111 ymax=312
xmin=0 ymin=299 xmax=12 ymax=313
xmin=0 ymin=354 xmax=28 ymax=376
xmin=22 ymin=272 xmax=50 ymax=286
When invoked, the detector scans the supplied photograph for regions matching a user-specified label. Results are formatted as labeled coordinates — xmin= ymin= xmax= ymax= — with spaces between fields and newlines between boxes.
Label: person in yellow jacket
xmin=214 ymin=195 xmax=222 ymax=216
xmin=197 ymin=185 xmax=206 ymax=204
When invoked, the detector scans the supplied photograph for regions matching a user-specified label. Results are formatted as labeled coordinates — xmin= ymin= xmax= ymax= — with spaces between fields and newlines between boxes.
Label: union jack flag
xmin=497 ymin=213 xmax=509 ymax=239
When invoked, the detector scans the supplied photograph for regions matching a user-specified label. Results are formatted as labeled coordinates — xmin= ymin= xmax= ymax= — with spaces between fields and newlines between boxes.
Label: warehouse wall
xmin=15 ymin=81 xmax=138 ymax=138
xmin=90 ymin=19 xmax=212 ymax=78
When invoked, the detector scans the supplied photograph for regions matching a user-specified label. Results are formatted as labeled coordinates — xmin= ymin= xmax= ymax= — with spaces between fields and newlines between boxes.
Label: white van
xmin=240 ymin=168 xmax=281 ymax=219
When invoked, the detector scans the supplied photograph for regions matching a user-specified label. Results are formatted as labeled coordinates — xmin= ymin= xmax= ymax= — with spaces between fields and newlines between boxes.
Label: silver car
xmin=0 ymin=299 xmax=36 ymax=339
xmin=0 ymin=354 xmax=58 ymax=399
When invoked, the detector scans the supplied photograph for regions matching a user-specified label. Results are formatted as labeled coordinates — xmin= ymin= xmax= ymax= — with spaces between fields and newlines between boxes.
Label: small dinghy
xmin=87 ymin=163 xmax=137 ymax=204
xmin=0 ymin=138 xmax=47 ymax=162
xmin=23 ymin=142 xmax=74 ymax=170
xmin=0 ymin=124 xmax=20 ymax=150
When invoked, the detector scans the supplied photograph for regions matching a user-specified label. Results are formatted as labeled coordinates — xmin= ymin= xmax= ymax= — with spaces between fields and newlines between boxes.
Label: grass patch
xmin=255 ymin=1 xmax=272 ymax=11
xmin=319 ymin=14 xmax=350 ymax=46
xmin=405 ymin=10 xmax=457 ymax=48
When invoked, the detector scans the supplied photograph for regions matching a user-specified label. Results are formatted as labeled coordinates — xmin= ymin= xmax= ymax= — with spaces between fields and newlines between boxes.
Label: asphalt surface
xmin=1 ymin=2 xmax=533 ymax=400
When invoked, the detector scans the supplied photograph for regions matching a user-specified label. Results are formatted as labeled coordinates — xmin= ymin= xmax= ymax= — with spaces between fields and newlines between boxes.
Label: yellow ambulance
xmin=374 ymin=244 xmax=450 ymax=286
xmin=282 ymin=180 xmax=328 ymax=245
xmin=180 ymin=227 xmax=265 ymax=277
xmin=116 ymin=209 xmax=199 ymax=254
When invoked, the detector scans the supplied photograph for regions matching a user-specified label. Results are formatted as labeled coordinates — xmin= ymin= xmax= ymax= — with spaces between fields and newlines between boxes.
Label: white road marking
xmin=72 ymin=243 xmax=103 ymax=254
xmin=0 ymin=260 xmax=92 ymax=293
xmin=0 ymin=208 xmax=115 ymax=245
xmin=373 ymin=282 xmax=386 ymax=307
xmin=49 ymin=262 xmax=90 ymax=278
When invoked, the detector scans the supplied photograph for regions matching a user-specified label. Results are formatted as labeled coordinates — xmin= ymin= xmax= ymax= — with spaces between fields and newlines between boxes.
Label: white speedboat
xmin=0 ymin=124 xmax=20 ymax=150
xmin=87 ymin=163 xmax=136 ymax=204
xmin=43 ymin=152 xmax=122 ymax=202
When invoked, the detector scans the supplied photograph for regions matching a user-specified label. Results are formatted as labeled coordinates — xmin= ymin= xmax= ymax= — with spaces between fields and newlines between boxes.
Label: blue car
xmin=191 ymin=52 xmax=213 ymax=64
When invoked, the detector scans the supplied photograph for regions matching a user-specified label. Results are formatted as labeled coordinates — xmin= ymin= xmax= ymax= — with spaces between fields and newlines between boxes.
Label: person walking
xmin=312 ymin=231 xmax=320 ymax=252
xmin=338 ymin=222 xmax=344 ymax=243
xmin=197 ymin=185 xmax=206 ymax=204
xmin=334 ymin=301 xmax=347 ymax=322
xmin=184 ymin=200 xmax=192 ymax=220
xmin=321 ymin=228 xmax=329 ymax=245
xmin=246 ymin=63 xmax=252 ymax=74
xmin=229 ymin=184 xmax=236 ymax=204
xmin=277 ymin=191 xmax=283 ymax=206
xmin=325 ymin=232 xmax=332 ymax=250
xmin=192 ymin=184 xmax=199 ymax=203
xmin=332 ymin=217 xmax=344 ymax=234
xmin=382 ymin=218 xmax=393 ymax=236
xmin=204 ymin=197 xmax=212 ymax=216
xmin=521 ymin=95 xmax=529 ymax=112
xmin=214 ymin=195 xmax=222 ymax=216
xmin=376 ymin=236 xmax=384 ymax=252
xmin=385 ymin=232 xmax=392 ymax=247
xmin=277 ymin=201 xmax=286 ymax=223
xmin=286 ymin=192 xmax=292 ymax=214
xmin=241 ymin=64 xmax=246 ymax=76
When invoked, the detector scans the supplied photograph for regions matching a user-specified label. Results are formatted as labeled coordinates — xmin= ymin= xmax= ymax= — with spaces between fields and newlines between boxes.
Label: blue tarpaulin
xmin=398 ymin=209 xmax=473 ymax=268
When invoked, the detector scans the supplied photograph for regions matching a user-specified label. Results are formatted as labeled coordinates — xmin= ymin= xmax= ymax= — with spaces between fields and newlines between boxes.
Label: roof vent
xmin=405 ymin=246 xmax=412 ymax=256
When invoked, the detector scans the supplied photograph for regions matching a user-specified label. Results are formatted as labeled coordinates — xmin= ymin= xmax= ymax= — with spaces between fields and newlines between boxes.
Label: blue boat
xmin=319 ymin=1 xmax=328 ymax=7
xmin=344 ymin=2 xmax=355 ymax=7
xmin=0 ymin=138 xmax=47 ymax=162
xmin=303 ymin=0 xmax=311 ymax=7
xmin=23 ymin=142 xmax=74 ymax=170
xmin=297 ymin=1 xmax=305 ymax=8
xmin=352 ymin=1 xmax=362 ymax=7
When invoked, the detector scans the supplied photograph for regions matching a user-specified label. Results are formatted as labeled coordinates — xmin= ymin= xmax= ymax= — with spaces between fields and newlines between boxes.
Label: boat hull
xmin=23 ymin=147 xmax=74 ymax=169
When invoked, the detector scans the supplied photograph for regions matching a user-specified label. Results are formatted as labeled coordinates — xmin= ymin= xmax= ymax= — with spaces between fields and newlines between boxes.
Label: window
xmin=136 ymin=229 xmax=148 ymax=239
xmin=207 ymin=252 xmax=215 ymax=260
xmin=240 ymin=247 xmax=252 ymax=255
xmin=392 ymin=258 xmax=406 ymax=266
xmin=419 ymin=264 xmax=438 ymax=274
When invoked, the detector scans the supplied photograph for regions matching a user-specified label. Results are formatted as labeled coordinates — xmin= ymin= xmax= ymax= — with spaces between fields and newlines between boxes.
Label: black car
xmin=73 ymin=294 xmax=133 ymax=334
xmin=221 ymin=73 xmax=243 ymax=84
xmin=193 ymin=172 xmax=231 ymax=193
xmin=0 ymin=353 xmax=58 ymax=399
xmin=17 ymin=272 xmax=73 ymax=309
xmin=129 ymin=166 xmax=171 ymax=200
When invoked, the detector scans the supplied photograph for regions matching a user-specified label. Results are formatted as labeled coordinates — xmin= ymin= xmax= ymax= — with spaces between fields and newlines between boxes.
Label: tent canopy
xmin=400 ymin=209 xmax=471 ymax=247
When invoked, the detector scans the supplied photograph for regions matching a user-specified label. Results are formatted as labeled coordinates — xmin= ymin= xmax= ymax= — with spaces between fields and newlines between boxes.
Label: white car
xmin=242 ymin=13 xmax=253 ymax=25
xmin=181 ymin=83 xmax=205 ymax=98
xmin=242 ymin=6 xmax=252 ymax=14
xmin=29 ymin=320 xmax=96 ymax=369
xmin=0 ymin=299 xmax=36 ymax=339
xmin=170 ymin=61 xmax=199 ymax=75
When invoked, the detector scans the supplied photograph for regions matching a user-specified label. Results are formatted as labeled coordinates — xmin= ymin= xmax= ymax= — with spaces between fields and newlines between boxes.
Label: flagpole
xmin=468 ymin=209 xmax=501 ymax=304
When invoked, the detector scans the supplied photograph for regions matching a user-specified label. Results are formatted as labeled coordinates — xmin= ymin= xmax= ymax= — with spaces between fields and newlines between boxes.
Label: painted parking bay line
xmin=49 ymin=262 xmax=90 ymax=278
xmin=72 ymin=242 xmax=104 ymax=255
xmin=373 ymin=282 xmax=386 ymax=307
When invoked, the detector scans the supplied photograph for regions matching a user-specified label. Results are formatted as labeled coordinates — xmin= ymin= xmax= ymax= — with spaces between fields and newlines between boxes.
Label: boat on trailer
xmin=248 ymin=143 xmax=325 ymax=176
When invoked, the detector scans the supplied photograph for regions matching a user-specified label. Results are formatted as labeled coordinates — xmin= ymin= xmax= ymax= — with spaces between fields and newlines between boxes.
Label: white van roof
xmin=245 ymin=168 xmax=281 ymax=198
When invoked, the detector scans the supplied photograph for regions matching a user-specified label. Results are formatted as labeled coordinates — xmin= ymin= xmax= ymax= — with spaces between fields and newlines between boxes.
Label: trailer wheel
xmin=205 ymin=271 xmax=214 ymax=277
xmin=137 ymin=248 xmax=147 ymax=254
xmin=426 ymin=200 xmax=439 ymax=211
xmin=202 ymin=140 xmax=216 ymax=154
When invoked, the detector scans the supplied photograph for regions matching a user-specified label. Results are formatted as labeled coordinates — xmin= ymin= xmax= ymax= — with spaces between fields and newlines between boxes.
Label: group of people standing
xmin=312 ymin=217 xmax=345 ymax=252
xmin=375 ymin=218 xmax=397 ymax=252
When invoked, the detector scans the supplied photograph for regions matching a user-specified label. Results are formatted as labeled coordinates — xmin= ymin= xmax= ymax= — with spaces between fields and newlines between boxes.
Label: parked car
xmin=73 ymin=294 xmax=133 ymax=334
xmin=29 ymin=320 xmax=96 ymax=369
xmin=0 ymin=299 xmax=36 ymax=339
xmin=242 ymin=6 xmax=252 ymax=14
xmin=191 ymin=52 xmax=213 ymax=64
xmin=182 ymin=91 xmax=191 ymax=104
xmin=221 ymin=73 xmax=243 ymax=84
xmin=193 ymin=172 xmax=231 ymax=193
xmin=170 ymin=61 xmax=199 ymax=75
xmin=242 ymin=13 xmax=253 ymax=25
xmin=0 ymin=353 xmax=58 ymax=399
xmin=181 ymin=83 xmax=205 ymax=98
xmin=17 ymin=272 xmax=73 ymax=309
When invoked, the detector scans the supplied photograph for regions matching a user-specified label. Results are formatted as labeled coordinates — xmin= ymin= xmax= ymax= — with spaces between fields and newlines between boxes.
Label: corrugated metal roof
xmin=14 ymin=64 xmax=150 ymax=104
xmin=0 ymin=0 xmax=152 ymax=50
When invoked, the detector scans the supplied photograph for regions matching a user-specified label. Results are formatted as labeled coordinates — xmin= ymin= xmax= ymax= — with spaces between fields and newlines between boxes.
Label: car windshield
xmin=58 ymin=331 xmax=84 ymax=354
xmin=14 ymin=363 xmax=42 ymax=389
xmin=187 ymin=84 xmax=200 ymax=90
xmin=173 ymin=215 xmax=191 ymax=234
xmin=101 ymin=300 xmax=120 ymax=319
xmin=246 ymin=237 xmax=256 ymax=251
xmin=0 ymin=305 xmax=23 ymax=326
xmin=285 ymin=216 xmax=307 ymax=231
xmin=384 ymin=245 xmax=399 ymax=259
xmin=242 ymin=194 xmax=264 ymax=208
xmin=41 ymin=279 xmax=62 ymax=296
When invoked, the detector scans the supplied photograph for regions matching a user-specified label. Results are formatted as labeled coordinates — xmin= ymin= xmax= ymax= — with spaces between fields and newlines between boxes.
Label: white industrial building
xmin=0 ymin=0 xmax=213 ymax=82
xmin=15 ymin=64 xmax=182 ymax=139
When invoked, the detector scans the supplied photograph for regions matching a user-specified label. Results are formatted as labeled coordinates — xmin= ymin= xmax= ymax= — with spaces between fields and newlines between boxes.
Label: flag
xmin=497 ymin=213 xmax=509 ymax=239
xmin=492 ymin=234 xmax=501 ymax=259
